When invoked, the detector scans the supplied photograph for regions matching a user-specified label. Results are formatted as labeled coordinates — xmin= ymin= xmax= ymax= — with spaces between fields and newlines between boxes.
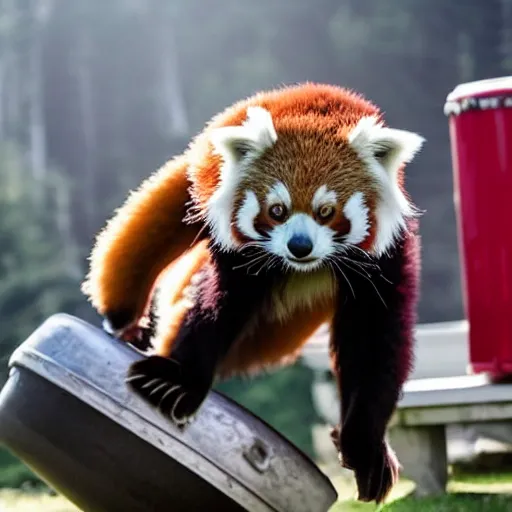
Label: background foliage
xmin=0 ymin=0 xmax=510 ymax=487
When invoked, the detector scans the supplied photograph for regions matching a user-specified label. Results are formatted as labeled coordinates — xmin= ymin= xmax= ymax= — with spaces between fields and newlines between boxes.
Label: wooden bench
xmin=301 ymin=320 xmax=512 ymax=496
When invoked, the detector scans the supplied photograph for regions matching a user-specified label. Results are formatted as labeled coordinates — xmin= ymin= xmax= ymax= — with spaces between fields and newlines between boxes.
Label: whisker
xmin=241 ymin=250 xmax=267 ymax=259
xmin=326 ymin=261 xmax=338 ymax=280
xmin=339 ymin=257 xmax=372 ymax=280
xmin=246 ymin=254 xmax=272 ymax=275
xmin=232 ymin=253 xmax=268 ymax=270
xmin=267 ymin=255 xmax=280 ymax=270
xmin=346 ymin=245 xmax=375 ymax=262
xmin=328 ymin=256 xmax=355 ymax=299
xmin=240 ymin=241 xmax=267 ymax=250
xmin=338 ymin=255 xmax=379 ymax=270
xmin=265 ymin=254 xmax=282 ymax=272
xmin=331 ymin=244 xmax=380 ymax=270
xmin=188 ymin=221 xmax=209 ymax=248
xmin=339 ymin=259 xmax=388 ymax=309
xmin=240 ymin=249 xmax=266 ymax=260
xmin=239 ymin=244 xmax=268 ymax=261
xmin=253 ymin=253 xmax=275 ymax=275
xmin=339 ymin=256 xmax=372 ymax=278
xmin=380 ymin=274 xmax=393 ymax=285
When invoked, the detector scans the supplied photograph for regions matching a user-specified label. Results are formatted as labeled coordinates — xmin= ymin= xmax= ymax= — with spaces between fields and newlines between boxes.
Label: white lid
xmin=446 ymin=76 xmax=512 ymax=102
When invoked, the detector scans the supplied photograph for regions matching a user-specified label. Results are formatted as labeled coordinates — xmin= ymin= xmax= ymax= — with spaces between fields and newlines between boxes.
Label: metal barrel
xmin=0 ymin=314 xmax=338 ymax=512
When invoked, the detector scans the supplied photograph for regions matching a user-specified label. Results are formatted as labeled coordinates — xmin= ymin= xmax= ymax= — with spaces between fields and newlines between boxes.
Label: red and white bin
xmin=445 ymin=76 xmax=512 ymax=379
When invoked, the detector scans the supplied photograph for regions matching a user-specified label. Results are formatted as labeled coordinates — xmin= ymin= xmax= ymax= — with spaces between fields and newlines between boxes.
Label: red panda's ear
xmin=205 ymin=107 xmax=278 ymax=251
xmin=210 ymin=106 xmax=278 ymax=165
xmin=348 ymin=116 xmax=425 ymax=177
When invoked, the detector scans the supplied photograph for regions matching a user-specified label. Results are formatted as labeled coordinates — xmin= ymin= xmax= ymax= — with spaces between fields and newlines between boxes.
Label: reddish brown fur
xmin=330 ymin=212 xmax=352 ymax=237
xmin=151 ymin=240 xmax=211 ymax=357
xmin=82 ymin=155 xmax=201 ymax=324
xmin=84 ymin=83 xmax=419 ymax=506
xmin=150 ymin=259 xmax=335 ymax=376
xmin=187 ymin=83 xmax=383 ymax=216
xmin=196 ymin=86 xmax=384 ymax=249
xmin=83 ymin=83 xmax=391 ymax=369
xmin=218 ymin=301 xmax=334 ymax=377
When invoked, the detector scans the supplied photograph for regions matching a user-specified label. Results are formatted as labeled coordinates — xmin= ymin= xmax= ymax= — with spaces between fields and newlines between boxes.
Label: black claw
xmin=158 ymin=384 xmax=183 ymax=413
xmin=126 ymin=355 xmax=211 ymax=427
xmin=171 ymin=390 xmax=206 ymax=422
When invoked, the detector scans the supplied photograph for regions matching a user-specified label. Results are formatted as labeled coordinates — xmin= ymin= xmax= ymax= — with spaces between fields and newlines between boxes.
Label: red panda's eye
xmin=374 ymin=148 xmax=389 ymax=160
xmin=318 ymin=204 xmax=335 ymax=221
xmin=268 ymin=203 xmax=287 ymax=221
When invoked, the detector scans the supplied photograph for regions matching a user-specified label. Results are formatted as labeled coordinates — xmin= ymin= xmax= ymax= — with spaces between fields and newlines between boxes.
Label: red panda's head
xmin=187 ymin=83 xmax=425 ymax=272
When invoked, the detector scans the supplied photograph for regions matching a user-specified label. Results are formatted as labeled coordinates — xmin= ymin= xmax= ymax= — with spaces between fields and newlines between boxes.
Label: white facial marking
xmin=267 ymin=213 xmax=335 ymax=272
xmin=312 ymin=185 xmax=337 ymax=211
xmin=266 ymin=181 xmax=292 ymax=209
xmin=348 ymin=115 xmax=425 ymax=255
xmin=343 ymin=192 xmax=370 ymax=245
xmin=206 ymin=106 xmax=277 ymax=250
xmin=210 ymin=106 xmax=277 ymax=163
xmin=236 ymin=190 xmax=262 ymax=240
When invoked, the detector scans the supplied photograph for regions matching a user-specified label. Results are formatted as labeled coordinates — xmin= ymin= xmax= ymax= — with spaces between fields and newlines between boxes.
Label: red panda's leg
xmin=126 ymin=249 xmax=273 ymax=426
xmin=330 ymin=226 xmax=420 ymax=504
xmin=148 ymin=239 xmax=212 ymax=357
xmin=82 ymin=155 xmax=202 ymax=335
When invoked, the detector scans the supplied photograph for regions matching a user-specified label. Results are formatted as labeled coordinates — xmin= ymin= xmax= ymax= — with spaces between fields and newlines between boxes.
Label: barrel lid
xmin=444 ymin=76 xmax=512 ymax=116
xmin=7 ymin=314 xmax=338 ymax=512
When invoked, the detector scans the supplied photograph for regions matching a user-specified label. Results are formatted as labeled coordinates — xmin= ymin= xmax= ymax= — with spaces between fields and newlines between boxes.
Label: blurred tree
xmin=465 ymin=0 xmax=504 ymax=81
xmin=0 ymin=142 xmax=84 ymax=384
xmin=0 ymin=0 xmax=509 ymax=479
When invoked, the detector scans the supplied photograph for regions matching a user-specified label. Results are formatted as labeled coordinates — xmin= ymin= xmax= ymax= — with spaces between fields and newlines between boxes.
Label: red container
xmin=445 ymin=76 xmax=512 ymax=379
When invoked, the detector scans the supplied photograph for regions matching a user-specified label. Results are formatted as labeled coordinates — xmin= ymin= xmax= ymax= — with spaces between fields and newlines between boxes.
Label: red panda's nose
xmin=287 ymin=235 xmax=313 ymax=258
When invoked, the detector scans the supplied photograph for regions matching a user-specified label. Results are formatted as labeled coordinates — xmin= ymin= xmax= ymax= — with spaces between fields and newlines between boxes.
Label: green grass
xmin=2 ymin=454 xmax=512 ymax=511
xmin=326 ymin=468 xmax=512 ymax=511
xmin=4 ymin=488 xmax=510 ymax=512
xmin=0 ymin=449 xmax=41 ymax=489
xmin=331 ymin=492 xmax=512 ymax=511
xmin=382 ymin=494 xmax=512 ymax=512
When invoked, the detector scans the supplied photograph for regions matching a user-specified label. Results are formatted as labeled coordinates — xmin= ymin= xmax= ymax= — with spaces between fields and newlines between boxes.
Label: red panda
xmin=82 ymin=82 xmax=424 ymax=504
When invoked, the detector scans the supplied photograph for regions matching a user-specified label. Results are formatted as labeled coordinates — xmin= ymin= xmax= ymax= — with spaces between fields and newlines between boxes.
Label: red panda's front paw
xmin=331 ymin=426 xmax=401 ymax=504
xmin=351 ymin=441 xmax=401 ymax=504
xmin=125 ymin=355 xmax=211 ymax=428
xmin=102 ymin=310 xmax=154 ymax=352
xmin=102 ymin=309 xmax=138 ymax=337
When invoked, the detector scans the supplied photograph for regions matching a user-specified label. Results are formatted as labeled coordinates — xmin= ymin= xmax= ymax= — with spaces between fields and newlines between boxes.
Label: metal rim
xmin=12 ymin=348 xmax=277 ymax=512
xmin=444 ymin=94 xmax=512 ymax=117
xmin=7 ymin=314 xmax=339 ymax=512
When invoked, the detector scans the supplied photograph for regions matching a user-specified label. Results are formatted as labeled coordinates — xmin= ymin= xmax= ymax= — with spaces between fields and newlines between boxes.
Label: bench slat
xmin=400 ymin=374 xmax=512 ymax=408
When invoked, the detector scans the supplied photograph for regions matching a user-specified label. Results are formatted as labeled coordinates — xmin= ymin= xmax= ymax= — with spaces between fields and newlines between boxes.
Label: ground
xmin=328 ymin=467 xmax=512 ymax=511
xmin=1 ymin=471 xmax=512 ymax=511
